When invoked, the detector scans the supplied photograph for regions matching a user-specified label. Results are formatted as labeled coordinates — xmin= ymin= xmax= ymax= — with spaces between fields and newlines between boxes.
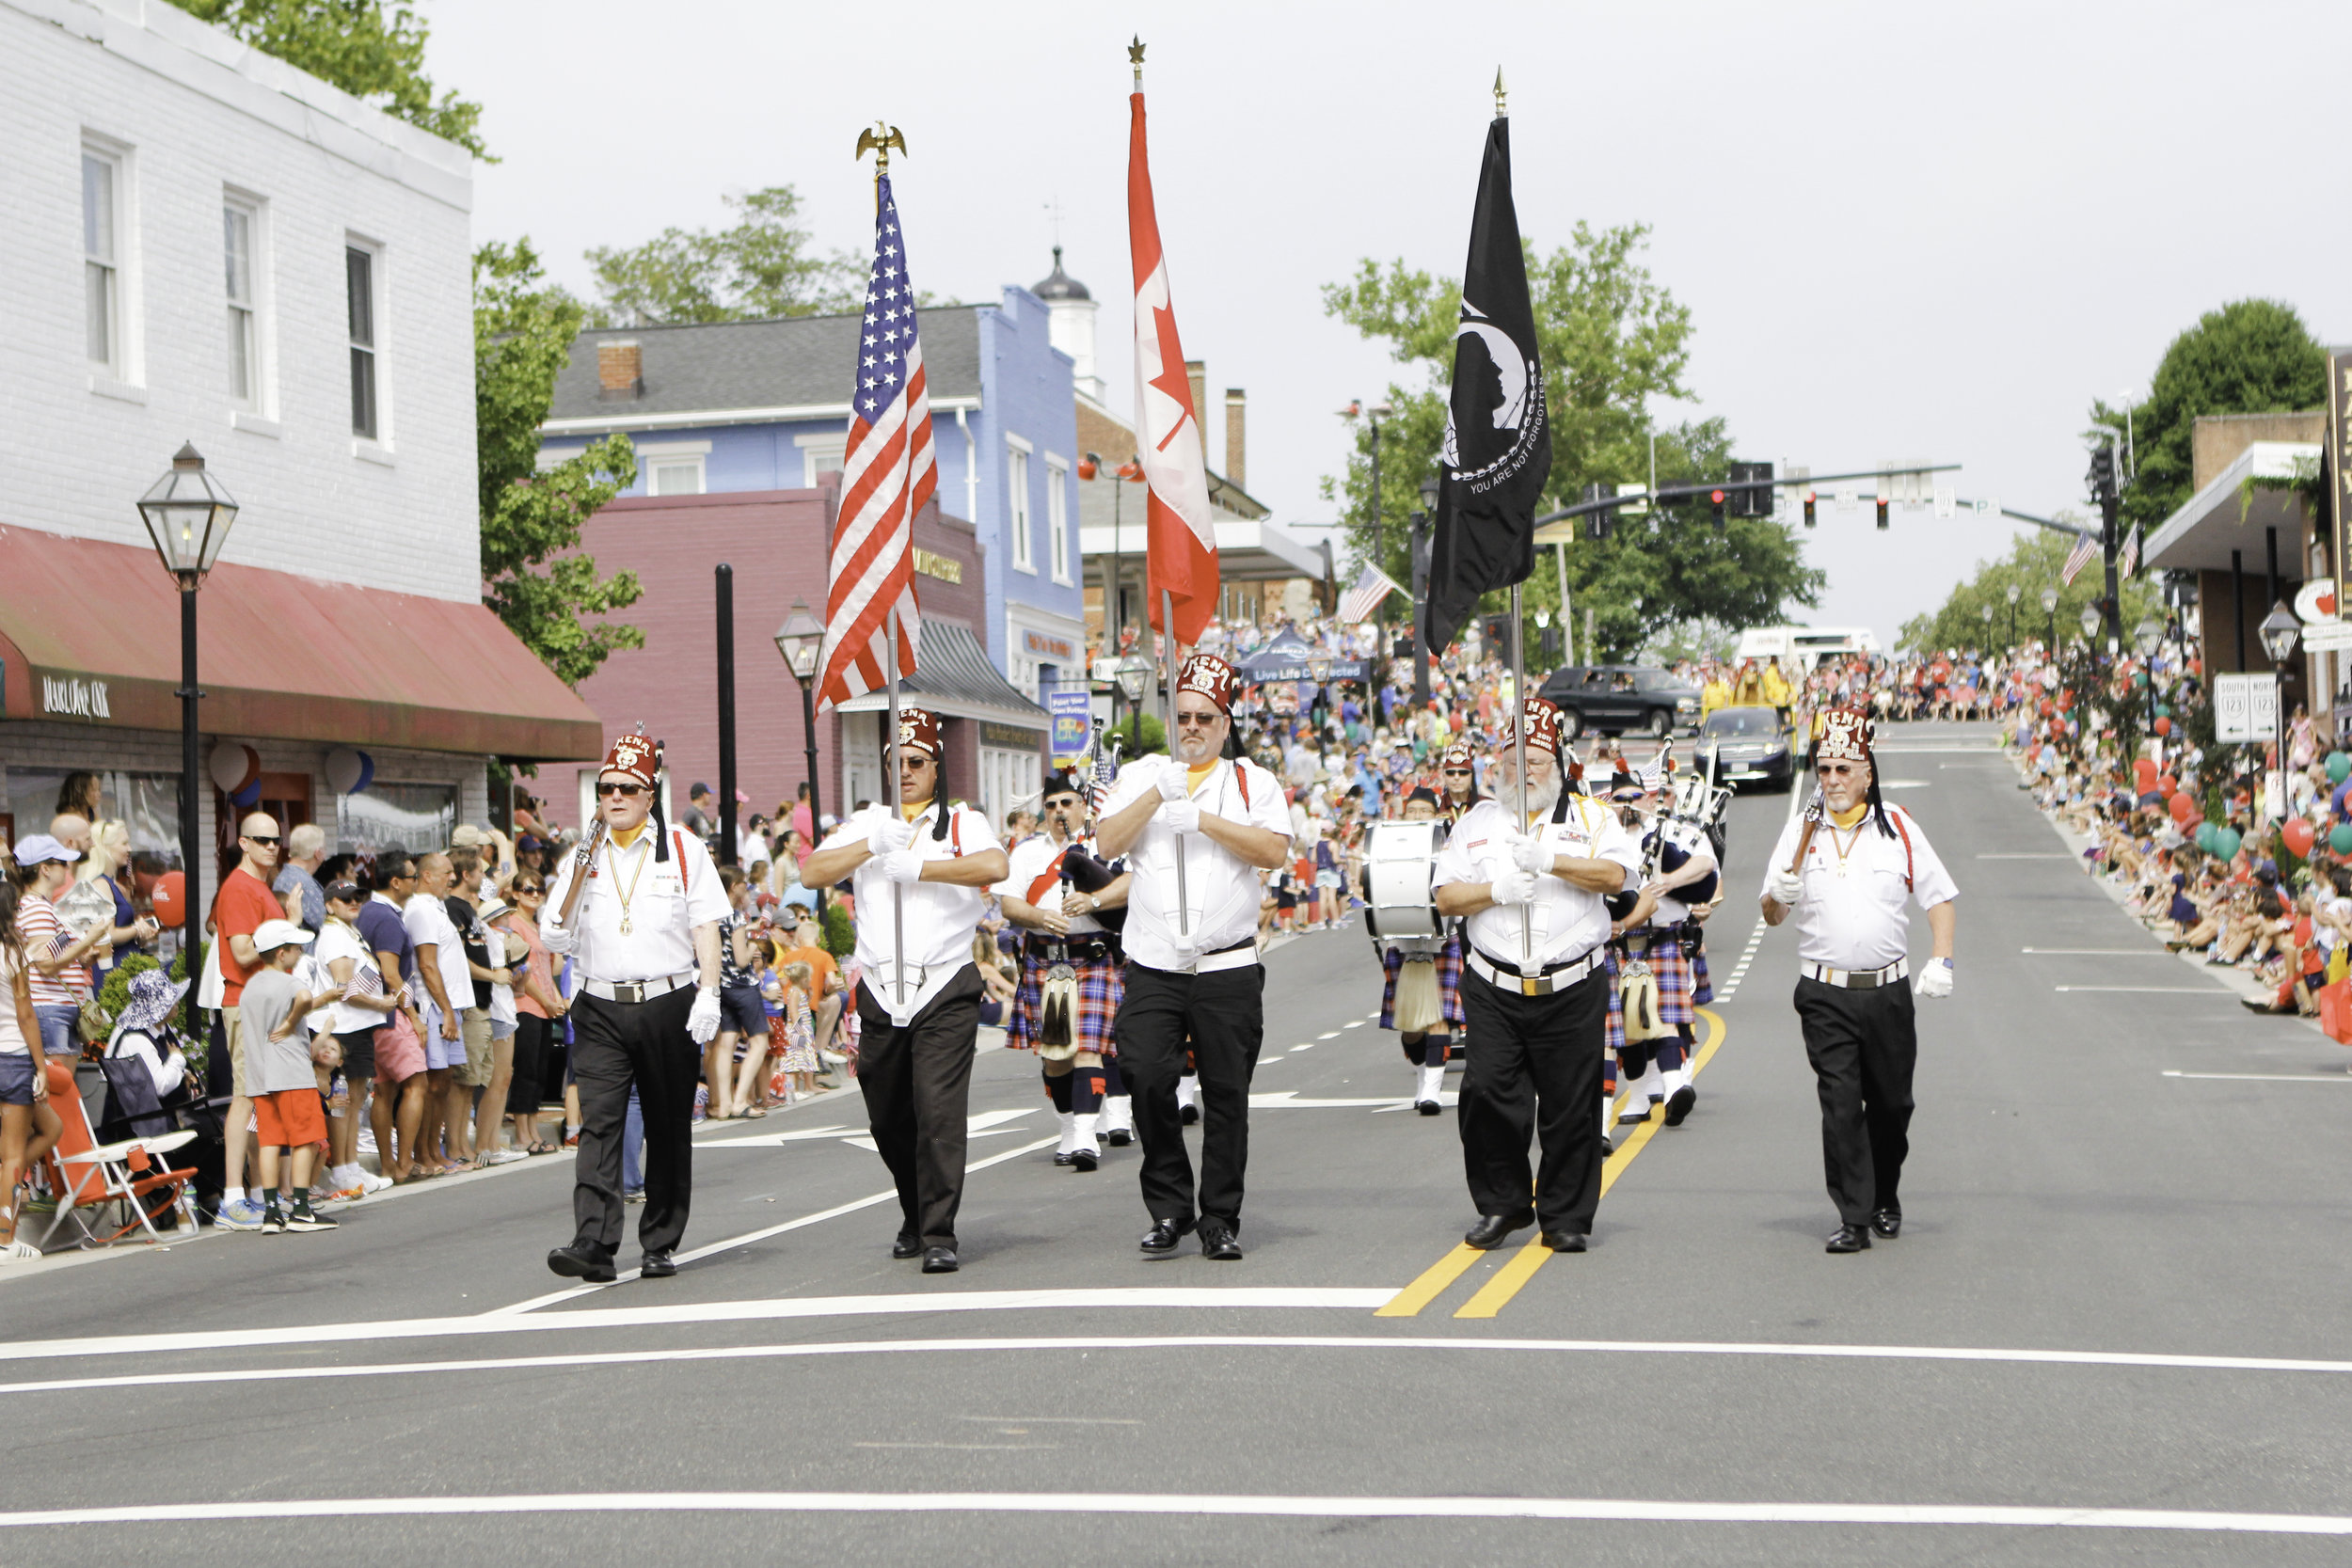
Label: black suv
xmin=1536 ymin=665 xmax=1703 ymax=738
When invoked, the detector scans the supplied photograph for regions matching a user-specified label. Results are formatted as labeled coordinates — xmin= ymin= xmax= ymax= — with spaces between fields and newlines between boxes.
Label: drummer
xmin=1375 ymin=786 xmax=1466 ymax=1115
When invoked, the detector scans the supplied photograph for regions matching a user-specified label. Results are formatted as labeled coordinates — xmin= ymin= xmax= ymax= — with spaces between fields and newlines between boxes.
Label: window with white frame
xmin=345 ymin=243 xmax=379 ymax=439
xmin=649 ymin=456 xmax=705 ymax=496
xmin=1008 ymin=442 xmax=1034 ymax=573
xmin=1045 ymin=456 xmax=1072 ymax=584
xmin=223 ymin=198 xmax=262 ymax=408
xmin=82 ymin=146 xmax=122 ymax=371
xmin=796 ymin=435 xmax=847 ymax=486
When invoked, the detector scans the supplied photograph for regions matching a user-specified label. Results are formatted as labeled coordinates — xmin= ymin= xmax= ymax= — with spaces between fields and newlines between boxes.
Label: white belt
xmin=1465 ymin=945 xmax=1603 ymax=997
xmin=1141 ymin=940 xmax=1260 ymax=977
xmin=1801 ymin=958 xmax=1909 ymax=990
xmin=581 ymin=970 xmax=695 ymax=1004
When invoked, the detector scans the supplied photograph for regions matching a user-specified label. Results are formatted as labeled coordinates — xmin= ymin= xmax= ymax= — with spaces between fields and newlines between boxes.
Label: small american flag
xmin=1338 ymin=562 xmax=1406 ymax=626
xmin=2119 ymin=524 xmax=2141 ymax=578
xmin=818 ymin=175 xmax=937 ymax=711
xmin=2059 ymin=530 xmax=2099 ymax=586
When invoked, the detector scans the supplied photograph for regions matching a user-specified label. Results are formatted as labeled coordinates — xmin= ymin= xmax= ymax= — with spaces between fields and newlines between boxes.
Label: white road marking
xmin=2052 ymin=986 xmax=2242 ymax=995
xmin=851 ymin=1442 xmax=1057 ymax=1451
xmin=2163 ymin=1070 xmax=2352 ymax=1084
xmin=697 ymin=1124 xmax=858 ymax=1148
xmin=1977 ymin=852 xmax=2075 ymax=860
xmin=1250 ymin=1092 xmax=1429 ymax=1111
xmin=16 ymin=1327 xmax=2352 ymax=1399
xmin=2020 ymin=948 xmax=2169 ymax=956
xmin=1879 ymin=781 xmax=1930 ymax=789
xmin=1 ymin=1491 xmax=2346 ymax=1535
xmin=1343 ymin=1020 xmax=1365 ymax=1029
xmin=1317 ymin=1031 xmax=1341 ymax=1039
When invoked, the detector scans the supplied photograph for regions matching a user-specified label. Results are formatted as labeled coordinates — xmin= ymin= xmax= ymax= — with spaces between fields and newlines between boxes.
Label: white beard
xmin=1508 ymin=774 xmax=1562 ymax=818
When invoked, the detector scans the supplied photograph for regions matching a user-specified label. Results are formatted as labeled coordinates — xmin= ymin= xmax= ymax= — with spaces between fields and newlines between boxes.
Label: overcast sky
xmin=429 ymin=0 xmax=2347 ymax=650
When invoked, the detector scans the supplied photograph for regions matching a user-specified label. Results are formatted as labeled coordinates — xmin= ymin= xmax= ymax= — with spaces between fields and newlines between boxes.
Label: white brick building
xmin=0 ymin=0 xmax=598 ymax=906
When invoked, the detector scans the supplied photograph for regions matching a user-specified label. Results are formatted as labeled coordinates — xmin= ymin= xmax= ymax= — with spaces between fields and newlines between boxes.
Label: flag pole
xmin=1511 ymin=582 xmax=1531 ymax=960
xmin=1163 ymin=586 xmax=1190 ymax=939
xmin=862 ymin=119 xmax=910 ymax=1016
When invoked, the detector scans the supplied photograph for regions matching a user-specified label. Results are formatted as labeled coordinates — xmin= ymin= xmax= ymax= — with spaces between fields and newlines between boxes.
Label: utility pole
xmin=2090 ymin=442 xmax=2122 ymax=658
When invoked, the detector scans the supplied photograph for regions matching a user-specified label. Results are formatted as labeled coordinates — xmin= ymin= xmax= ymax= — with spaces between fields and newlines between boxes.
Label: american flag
xmin=2119 ymin=524 xmax=2141 ymax=578
xmin=2059 ymin=530 xmax=2099 ymax=586
xmin=818 ymin=175 xmax=937 ymax=711
xmin=1338 ymin=562 xmax=1406 ymax=626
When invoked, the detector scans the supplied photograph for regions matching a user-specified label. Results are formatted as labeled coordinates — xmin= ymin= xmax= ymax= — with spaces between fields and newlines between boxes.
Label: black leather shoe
xmin=1179 ymin=1101 xmax=1200 ymax=1126
xmin=640 ymin=1249 xmax=677 ymax=1278
xmin=921 ymin=1245 xmax=959 ymax=1274
xmin=1542 ymin=1230 xmax=1587 ymax=1253
xmin=546 ymin=1243 xmax=615 ymax=1283
xmin=1416 ymin=1099 xmax=1441 ymax=1117
xmin=892 ymin=1230 xmax=921 ymax=1259
xmin=1071 ymin=1147 xmax=1099 ymax=1173
xmin=1053 ymin=1150 xmax=1075 ymax=1166
xmin=1663 ymin=1085 xmax=1696 ymax=1127
xmin=1825 ymin=1225 xmax=1873 ymax=1253
xmin=1199 ymin=1221 xmax=1243 ymax=1261
xmin=1600 ymin=1133 xmax=1615 ymax=1157
xmin=1105 ymin=1128 xmax=1133 ymax=1147
xmin=1464 ymin=1209 xmax=1536 ymax=1250
xmin=1139 ymin=1216 xmax=1196 ymax=1257
xmin=1868 ymin=1208 xmax=1901 ymax=1239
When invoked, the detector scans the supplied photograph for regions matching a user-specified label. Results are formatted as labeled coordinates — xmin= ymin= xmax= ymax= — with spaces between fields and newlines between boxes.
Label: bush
xmin=820 ymin=899 xmax=854 ymax=960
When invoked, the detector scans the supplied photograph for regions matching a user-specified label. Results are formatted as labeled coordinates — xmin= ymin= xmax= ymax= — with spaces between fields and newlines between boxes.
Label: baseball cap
xmin=324 ymin=880 xmax=364 ymax=904
xmin=252 ymin=919 xmax=313 ymax=955
xmin=9 ymin=834 xmax=81 ymax=867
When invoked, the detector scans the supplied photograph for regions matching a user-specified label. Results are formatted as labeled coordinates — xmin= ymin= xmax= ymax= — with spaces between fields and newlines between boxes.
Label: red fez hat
xmin=1817 ymin=706 xmax=1875 ymax=765
xmin=892 ymin=705 xmax=943 ymax=760
xmin=1177 ymin=653 xmax=1237 ymax=714
xmin=602 ymin=733 xmax=659 ymax=789
xmin=1439 ymin=739 xmax=1476 ymax=770
xmin=1518 ymin=697 xmax=1565 ymax=756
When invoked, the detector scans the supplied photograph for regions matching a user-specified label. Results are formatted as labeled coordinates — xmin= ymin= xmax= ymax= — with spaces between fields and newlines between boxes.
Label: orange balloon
xmin=151 ymin=870 xmax=187 ymax=929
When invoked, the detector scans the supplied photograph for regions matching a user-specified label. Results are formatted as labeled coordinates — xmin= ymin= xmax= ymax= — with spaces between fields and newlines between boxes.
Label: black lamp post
xmin=1979 ymin=603 xmax=1994 ymax=649
xmin=2079 ymin=604 xmax=2100 ymax=647
xmin=773 ymin=598 xmax=826 ymax=910
xmin=2134 ymin=616 xmax=2164 ymax=738
xmin=137 ymin=443 xmax=239 ymax=968
xmin=1116 ymin=656 xmax=1152 ymax=751
xmin=2006 ymin=582 xmax=2022 ymax=650
xmin=2042 ymin=586 xmax=2059 ymax=650
xmin=715 ymin=562 xmax=737 ymax=865
xmin=1413 ymin=474 xmax=1439 ymax=707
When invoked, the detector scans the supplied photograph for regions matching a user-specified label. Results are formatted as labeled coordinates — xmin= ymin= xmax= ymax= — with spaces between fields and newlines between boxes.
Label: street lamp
xmin=2079 ymin=604 xmax=2100 ymax=644
xmin=1979 ymin=603 xmax=1994 ymax=648
xmin=2041 ymin=585 xmax=2059 ymax=649
xmin=2006 ymin=581 xmax=2022 ymax=649
xmin=1116 ymin=654 xmax=1152 ymax=752
xmin=2259 ymin=602 xmax=2301 ymax=666
xmin=136 ymin=443 xmax=239 ymax=963
xmin=772 ymin=598 xmax=827 ymax=911
xmin=2134 ymin=616 xmax=2165 ymax=738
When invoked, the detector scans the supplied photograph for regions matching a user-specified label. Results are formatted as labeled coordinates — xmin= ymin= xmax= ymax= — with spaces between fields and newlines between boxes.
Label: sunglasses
xmin=1442 ymin=768 xmax=1472 ymax=776
xmin=1174 ymin=712 xmax=1221 ymax=729
xmin=243 ymin=834 xmax=280 ymax=847
xmin=596 ymin=782 xmax=646 ymax=798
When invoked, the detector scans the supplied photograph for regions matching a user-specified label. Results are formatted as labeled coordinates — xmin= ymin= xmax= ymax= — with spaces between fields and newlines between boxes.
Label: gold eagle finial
xmin=854 ymin=121 xmax=907 ymax=179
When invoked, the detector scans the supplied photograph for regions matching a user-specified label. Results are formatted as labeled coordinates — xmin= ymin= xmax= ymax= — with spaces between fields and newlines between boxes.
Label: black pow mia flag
xmin=1422 ymin=114 xmax=1550 ymax=659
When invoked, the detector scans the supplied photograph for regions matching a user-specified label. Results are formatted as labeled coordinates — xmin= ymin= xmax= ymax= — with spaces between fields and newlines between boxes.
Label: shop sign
xmin=980 ymin=721 xmax=1040 ymax=749
xmin=914 ymin=547 xmax=962 ymax=585
xmin=40 ymin=675 xmax=110 ymax=721
xmin=1023 ymin=628 xmax=1077 ymax=662
xmin=1047 ymin=689 xmax=1090 ymax=760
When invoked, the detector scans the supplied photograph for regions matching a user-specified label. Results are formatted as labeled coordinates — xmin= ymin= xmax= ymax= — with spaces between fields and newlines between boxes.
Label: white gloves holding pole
xmin=868 ymin=813 xmax=914 ymax=856
xmin=1506 ymin=832 xmax=1551 ymax=875
xmin=687 ymin=987 xmax=722 ymax=1043
xmin=1766 ymin=865 xmax=1804 ymax=907
xmin=1487 ymin=869 xmax=1538 ymax=908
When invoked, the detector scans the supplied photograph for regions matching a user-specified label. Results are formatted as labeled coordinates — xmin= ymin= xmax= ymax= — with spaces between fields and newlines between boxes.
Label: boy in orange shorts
xmin=239 ymin=920 xmax=342 ymax=1234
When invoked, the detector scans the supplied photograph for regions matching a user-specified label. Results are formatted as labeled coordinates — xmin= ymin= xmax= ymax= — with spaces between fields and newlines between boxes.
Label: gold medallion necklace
xmin=606 ymin=835 xmax=652 ymax=935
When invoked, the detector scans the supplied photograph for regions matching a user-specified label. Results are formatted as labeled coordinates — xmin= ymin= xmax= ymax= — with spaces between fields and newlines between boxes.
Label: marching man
xmin=1606 ymin=763 xmax=1719 ymax=1130
xmin=1096 ymin=654 xmax=1292 ymax=1262
xmin=541 ymin=734 xmax=729 ymax=1284
xmin=1760 ymin=707 xmax=1957 ymax=1254
xmin=1376 ymin=787 xmax=1466 ymax=1115
xmin=997 ymin=768 xmax=1132 ymax=1170
xmin=802 ymin=707 xmax=1008 ymax=1274
xmin=1434 ymin=697 xmax=1643 ymax=1256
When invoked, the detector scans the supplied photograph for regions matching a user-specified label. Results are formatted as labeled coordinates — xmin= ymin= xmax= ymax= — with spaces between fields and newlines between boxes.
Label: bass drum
xmin=1359 ymin=818 xmax=1445 ymax=942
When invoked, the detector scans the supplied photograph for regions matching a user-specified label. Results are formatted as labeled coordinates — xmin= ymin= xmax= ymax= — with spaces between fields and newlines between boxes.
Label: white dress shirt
xmin=818 ymin=797 xmax=1000 ymax=1017
xmin=1105 ymin=754 xmax=1293 ymax=972
xmin=1761 ymin=803 xmax=1957 ymax=969
xmin=403 ymin=894 xmax=475 ymax=1014
xmin=1434 ymin=794 xmax=1643 ymax=972
xmin=542 ymin=825 xmax=729 ymax=985
xmin=996 ymin=832 xmax=1106 ymax=936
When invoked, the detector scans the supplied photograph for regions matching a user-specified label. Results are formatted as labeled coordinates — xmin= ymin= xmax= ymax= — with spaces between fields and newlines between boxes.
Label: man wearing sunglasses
xmin=1097 ymin=654 xmax=1293 ymax=1263
xmin=210 ymin=813 xmax=289 ymax=1229
xmin=540 ymin=734 xmax=729 ymax=1284
xmin=803 ymin=705 xmax=1008 ymax=1275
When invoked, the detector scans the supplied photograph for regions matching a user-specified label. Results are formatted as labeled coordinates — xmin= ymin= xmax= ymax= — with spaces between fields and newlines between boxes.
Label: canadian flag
xmin=1128 ymin=83 xmax=1217 ymax=646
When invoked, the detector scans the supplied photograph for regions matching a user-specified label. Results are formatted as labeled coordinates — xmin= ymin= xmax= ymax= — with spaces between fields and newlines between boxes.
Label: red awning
xmin=0 ymin=529 xmax=603 ymax=760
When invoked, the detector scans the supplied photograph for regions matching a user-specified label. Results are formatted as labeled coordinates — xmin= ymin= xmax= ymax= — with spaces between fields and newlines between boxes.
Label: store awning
xmin=2143 ymin=441 xmax=2321 ymax=574
xmin=0 ymin=530 xmax=603 ymax=760
xmin=835 ymin=617 xmax=1049 ymax=731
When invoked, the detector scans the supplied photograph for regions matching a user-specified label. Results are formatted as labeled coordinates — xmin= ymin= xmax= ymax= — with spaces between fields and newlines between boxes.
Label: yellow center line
xmin=1369 ymin=1006 xmax=1729 ymax=1320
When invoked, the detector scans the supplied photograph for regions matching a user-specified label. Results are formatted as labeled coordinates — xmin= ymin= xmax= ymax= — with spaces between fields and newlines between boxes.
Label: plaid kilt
xmin=1605 ymin=932 xmax=1695 ymax=1054
xmin=1007 ymin=940 xmax=1122 ymax=1058
xmin=1380 ymin=929 xmax=1466 ymax=1032
xmin=1689 ymin=934 xmax=1713 ymax=1005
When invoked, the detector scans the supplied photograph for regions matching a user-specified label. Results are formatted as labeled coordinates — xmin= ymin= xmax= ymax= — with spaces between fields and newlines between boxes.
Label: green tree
xmin=583 ymin=186 xmax=868 ymax=326
xmin=475 ymin=240 xmax=643 ymax=686
xmin=169 ymin=0 xmax=488 ymax=158
xmin=1895 ymin=528 xmax=2160 ymax=657
xmin=2087 ymin=298 xmax=2328 ymax=530
xmin=1319 ymin=222 xmax=1818 ymax=661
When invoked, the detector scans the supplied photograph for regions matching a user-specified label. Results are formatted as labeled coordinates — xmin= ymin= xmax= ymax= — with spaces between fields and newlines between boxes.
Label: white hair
xmin=287 ymin=822 xmax=327 ymax=861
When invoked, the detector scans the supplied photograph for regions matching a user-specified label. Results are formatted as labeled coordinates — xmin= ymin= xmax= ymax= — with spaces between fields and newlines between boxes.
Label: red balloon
xmin=2169 ymin=791 xmax=2196 ymax=824
xmin=2039 ymin=699 xmax=2055 ymax=717
xmin=2153 ymin=716 xmax=2172 ymax=736
xmin=2284 ymin=818 xmax=2317 ymax=857
xmin=2156 ymin=773 xmax=2178 ymax=798
xmin=2058 ymin=690 xmax=2074 ymax=710
xmin=151 ymin=870 xmax=187 ymax=929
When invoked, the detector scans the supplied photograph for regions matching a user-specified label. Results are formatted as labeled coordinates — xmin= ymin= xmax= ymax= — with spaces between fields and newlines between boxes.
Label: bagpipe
xmin=1036 ymin=719 xmax=1127 ymax=1060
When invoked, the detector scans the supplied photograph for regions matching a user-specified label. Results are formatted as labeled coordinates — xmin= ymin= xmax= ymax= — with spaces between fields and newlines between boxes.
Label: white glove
xmin=1160 ymin=798 xmax=1202 ymax=834
xmin=540 ymin=921 xmax=576 ymax=956
xmin=1488 ymin=870 xmax=1538 ymax=907
xmin=879 ymin=848 xmax=925 ymax=885
xmin=687 ymin=987 xmax=722 ymax=1044
xmin=1766 ymin=865 xmax=1804 ymax=906
xmin=1155 ymin=763 xmax=1190 ymax=803
xmin=1914 ymin=958 xmax=1954 ymax=999
xmin=1507 ymin=832 xmax=1551 ymax=874
xmin=868 ymin=813 xmax=914 ymax=856
xmin=1169 ymin=933 xmax=1202 ymax=970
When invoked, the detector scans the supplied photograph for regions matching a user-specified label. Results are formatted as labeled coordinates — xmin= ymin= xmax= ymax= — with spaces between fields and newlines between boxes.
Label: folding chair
xmin=36 ymin=1063 xmax=198 ymax=1249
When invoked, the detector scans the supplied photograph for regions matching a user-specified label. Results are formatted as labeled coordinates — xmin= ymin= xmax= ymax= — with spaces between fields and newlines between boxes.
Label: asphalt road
xmin=4 ymin=720 xmax=2350 ymax=1565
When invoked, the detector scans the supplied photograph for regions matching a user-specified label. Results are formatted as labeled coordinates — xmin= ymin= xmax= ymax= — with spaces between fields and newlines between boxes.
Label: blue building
xmin=538 ymin=282 xmax=1089 ymax=705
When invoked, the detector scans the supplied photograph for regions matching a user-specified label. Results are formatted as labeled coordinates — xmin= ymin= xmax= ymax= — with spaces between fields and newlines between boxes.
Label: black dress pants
xmin=570 ymin=987 xmax=698 ymax=1259
xmin=855 ymin=964 xmax=984 ymax=1248
xmin=1458 ymin=966 xmax=1608 ymax=1236
xmin=1115 ymin=960 xmax=1263 ymax=1229
xmin=1793 ymin=977 xmax=1917 ymax=1226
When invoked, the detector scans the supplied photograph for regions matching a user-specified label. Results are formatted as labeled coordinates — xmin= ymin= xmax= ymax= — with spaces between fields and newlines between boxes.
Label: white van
xmin=1734 ymin=626 xmax=1881 ymax=666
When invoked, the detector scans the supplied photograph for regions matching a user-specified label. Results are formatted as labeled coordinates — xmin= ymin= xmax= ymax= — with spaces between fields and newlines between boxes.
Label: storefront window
xmin=335 ymin=782 xmax=455 ymax=857
xmin=2 ymin=768 xmax=183 ymax=868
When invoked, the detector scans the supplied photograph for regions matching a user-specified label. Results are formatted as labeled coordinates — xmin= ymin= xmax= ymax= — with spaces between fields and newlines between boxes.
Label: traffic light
xmin=1728 ymin=461 xmax=1773 ymax=518
xmin=1483 ymin=613 xmax=1511 ymax=650
xmin=1874 ymin=497 xmax=1890 ymax=530
xmin=1582 ymin=481 xmax=1611 ymax=541
xmin=2087 ymin=445 xmax=2117 ymax=503
xmin=1802 ymin=491 xmax=1818 ymax=528
xmin=1537 ymin=626 xmax=1562 ymax=664
xmin=1710 ymin=488 xmax=1727 ymax=529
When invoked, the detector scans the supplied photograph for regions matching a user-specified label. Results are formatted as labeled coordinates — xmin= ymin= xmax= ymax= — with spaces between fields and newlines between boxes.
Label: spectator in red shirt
xmin=211 ymin=812 xmax=287 ymax=1231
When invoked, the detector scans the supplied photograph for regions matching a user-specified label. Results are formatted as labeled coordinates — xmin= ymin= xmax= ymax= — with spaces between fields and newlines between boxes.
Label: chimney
xmin=1225 ymin=388 xmax=1248 ymax=493
xmin=597 ymin=339 xmax=643 ymax=400
xmin=1185 ymin=360 xmax=1207 ymax=445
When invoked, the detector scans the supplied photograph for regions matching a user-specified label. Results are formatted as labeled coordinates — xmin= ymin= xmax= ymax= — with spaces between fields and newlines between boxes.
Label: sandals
xmin=742 ymin=1105 xmax=768 ymax=1118
xmin=527 ymin=1140 xmax=560 ymax=1155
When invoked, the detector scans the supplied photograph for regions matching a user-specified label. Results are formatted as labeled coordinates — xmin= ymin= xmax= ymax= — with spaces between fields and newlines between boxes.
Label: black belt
xmin=1032 ymin=934 xmax=1122 ymax=964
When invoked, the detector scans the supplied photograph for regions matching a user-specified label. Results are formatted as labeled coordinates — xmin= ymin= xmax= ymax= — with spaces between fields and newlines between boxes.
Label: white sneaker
xmin=485 ymin=1148 xmax=529 ymax=1166
xmin=358 ymin=1170 xmax=393 ymax=1194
